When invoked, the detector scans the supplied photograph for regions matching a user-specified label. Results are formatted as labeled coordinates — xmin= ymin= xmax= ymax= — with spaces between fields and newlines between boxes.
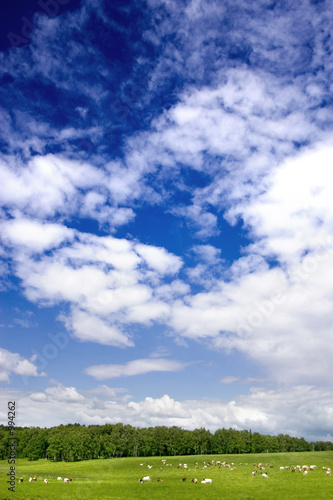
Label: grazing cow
xmin=57 ymin=477 xmax=62 ymax=481
xmin=191 ymin=478 xmax=198 ymax=483
xmin=139 ymin=476 xmax=151 ymax=483
xmin=181 ymin=477 xmax=187 ymax=482
xmin=44 ymin=479 xmax=49 ymax=484
xmin=29 ymin=477 xmax=37 ymax=482
xmin=262 ymin=473 xmax=269 ymax=478
xmin=64 ymin=477 xmax=72 ymax=483
xmin=201 ymin=478 xmax=213 ymax=484
xmin=19 ymin=478 xmax=24 ymax=483
xmin=157 ymin=477 xmax=163 ymax=482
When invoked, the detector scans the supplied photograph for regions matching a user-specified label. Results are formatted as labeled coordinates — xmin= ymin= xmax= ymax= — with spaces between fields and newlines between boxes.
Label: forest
xmin=1 ymin=423 xmax=333 ymax=462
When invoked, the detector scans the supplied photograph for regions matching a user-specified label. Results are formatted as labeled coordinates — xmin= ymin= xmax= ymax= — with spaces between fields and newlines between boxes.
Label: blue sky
xmin=1 ymin=0 xmax=333 ymax=441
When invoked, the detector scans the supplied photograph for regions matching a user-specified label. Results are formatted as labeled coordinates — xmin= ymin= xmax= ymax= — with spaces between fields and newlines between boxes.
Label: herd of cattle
xmin=16 ymin=458 xmax=332 ymax=486
xmin=18 ymin=477 xmax=72 ymax=484
xmin=139 ymin=459 xmax=332 ymax=484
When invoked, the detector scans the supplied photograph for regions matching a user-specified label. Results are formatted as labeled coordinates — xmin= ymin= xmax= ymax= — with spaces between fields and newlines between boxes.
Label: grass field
xmin=1 ymin=451 xmax=332 ymax=500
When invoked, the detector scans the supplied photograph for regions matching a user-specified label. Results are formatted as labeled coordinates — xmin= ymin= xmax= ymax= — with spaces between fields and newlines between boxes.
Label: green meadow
xmin=1 ymin=451 xmax=332 ymax=500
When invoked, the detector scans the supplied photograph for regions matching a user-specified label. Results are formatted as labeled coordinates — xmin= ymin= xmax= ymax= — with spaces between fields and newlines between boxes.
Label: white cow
xmin=139 ymin=476 xmax=151 ymax=483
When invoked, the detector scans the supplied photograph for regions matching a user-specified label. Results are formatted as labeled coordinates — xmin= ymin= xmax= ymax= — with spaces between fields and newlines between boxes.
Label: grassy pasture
xmin=1 ymin=451 xmax=332 ymax=500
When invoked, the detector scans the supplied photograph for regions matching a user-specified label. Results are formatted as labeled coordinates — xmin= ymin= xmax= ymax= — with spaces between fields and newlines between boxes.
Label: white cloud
xmin=30 ymin=392 xmax=48 ymax=402
xmin=170 ymin=204 xmax=219 ymax=239
xmin=106 ymin=160 xmax=145 ymax=205
xmin=7 ymin=228 xmax=185 ymax=345
xmin=169 ymin=249 xmax=333 ymax=385
xmin=0 ymin=347 xmax=44 ymax=383
xmin=62 ymin=308 xmax=134 ymax=347
xmin=220 ymin=376 xmax=240 ymax=384
xmin=126 ymin=301 xmax=170 ymax=324
xmin=18 ymin=259 xmax=112 ymax=305
xmin=0 ymin=217 xmax=74 ymax=253
xmin=0 ymin=154 xmax=138 ymax=230
xmin=128 ymin=394 xmax=189 ymax=418
xmin=192 ymin=244 xmax=221 ymax=264
xmin=135 ymin=243 xmax=183 ymax=274
xmin=0 ymin=154 xmax=105 ymax=217
xmin=1 ymin=385 xmax=332 ymax=441
xmin=85 ymin=358 xmax=186 ymax=380
xmin=60 ymin=233 xmax=140 ymax=271
xmin=85 ymin=385 xmax=127 ymax=398
xmin=45 ymin=384 xmax=84 ymax=402
xmin=230 ymin=143 xmax=333 ymax=265
xmin=1 ymin=0 xmax=333 ymax=442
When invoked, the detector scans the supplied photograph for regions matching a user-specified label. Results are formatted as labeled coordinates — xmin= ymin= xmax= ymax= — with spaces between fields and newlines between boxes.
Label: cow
xmin=139 ymin=476 xmax=151 ymax=483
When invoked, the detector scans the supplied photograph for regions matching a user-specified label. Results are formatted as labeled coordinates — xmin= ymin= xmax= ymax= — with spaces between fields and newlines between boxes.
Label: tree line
xmin=1 ymin=423 xmax=332 ymax=461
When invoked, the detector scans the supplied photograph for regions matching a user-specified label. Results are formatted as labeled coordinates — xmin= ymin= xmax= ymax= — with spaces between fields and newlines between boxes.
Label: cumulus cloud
xmin=7 ymin=228 xmax=185 ymax=347
xmin=135 ymin=244 xmax=183 ymax=274
xmin=170 ymin=248 xmax=333 ymax=385
xmin=61 ymin=308 xmax=134 ymax=347
xmin=45 ymin=384 xmax=84 ymax=402
xmin=192 ymin=244 xmax=221 ymax=264
xmin=1 ymin=385 xmax=332 ymax=441
xmin=229 ymin=143 xmax=333 ymax=266
xmin=128 ymin=394 xmax=190 ymax=418
xmin=0 ymin=154 xmax=104 ymax=217
xmin=0 ymin=217 xmax=74 ymax=253
xmin=0 ymin=347 xmax=44 ymax=383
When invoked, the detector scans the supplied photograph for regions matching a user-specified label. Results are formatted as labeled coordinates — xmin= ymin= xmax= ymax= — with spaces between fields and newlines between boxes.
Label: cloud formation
xmin=1 ymin=0 xmax=333 ymax=440
xmin=0 ymin=348 xmax=44 ymax=383
xmin=1 ymin=384 xmax=332 ymax=442
xmin=86 ymin=358 xmax=186 ymax=380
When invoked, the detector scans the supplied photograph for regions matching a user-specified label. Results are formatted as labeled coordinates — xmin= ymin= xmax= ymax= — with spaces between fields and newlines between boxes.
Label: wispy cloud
xmin=85 ymin=358 xmax=186 ymax=380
